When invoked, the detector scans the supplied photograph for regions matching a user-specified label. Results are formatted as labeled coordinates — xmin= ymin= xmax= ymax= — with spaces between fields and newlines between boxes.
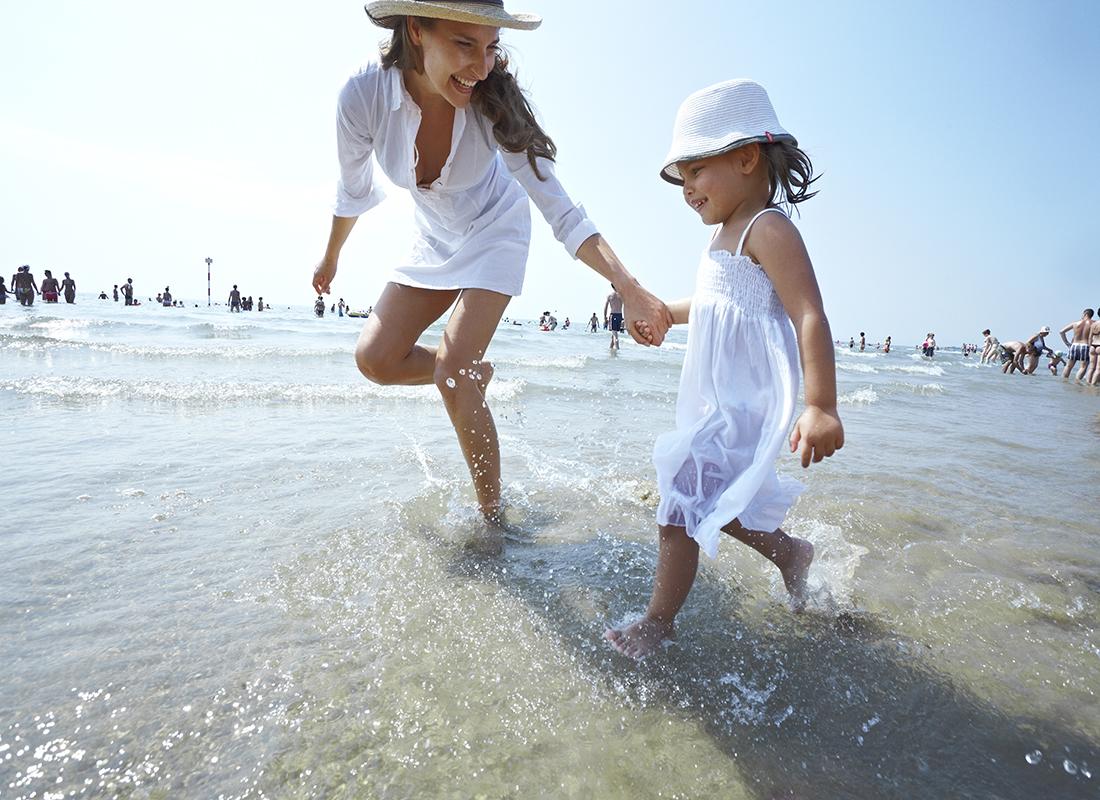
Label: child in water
xmin=606 ymin=80 xmax=844 ymax=658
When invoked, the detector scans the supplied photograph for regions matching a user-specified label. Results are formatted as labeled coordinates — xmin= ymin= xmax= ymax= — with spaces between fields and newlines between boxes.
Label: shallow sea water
xmin=2 ymin=301 xmax=1099 ymax=798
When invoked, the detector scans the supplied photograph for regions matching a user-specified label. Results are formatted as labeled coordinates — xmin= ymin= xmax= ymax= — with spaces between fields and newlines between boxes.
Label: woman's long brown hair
xmin=379 ymin=17 xmax=556 ymax=180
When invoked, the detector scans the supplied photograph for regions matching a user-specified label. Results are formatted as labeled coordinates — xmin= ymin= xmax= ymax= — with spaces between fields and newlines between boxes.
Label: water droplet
xmin=445 ymin=377 xmax=456 ymax=389
xmin=1025 ymin=750 xmax=1042 ymax=765
xmin=1064 ymin=759 xmax=1078 ymax=776
xmin=458 ymin=368 xmax=466 ymax=375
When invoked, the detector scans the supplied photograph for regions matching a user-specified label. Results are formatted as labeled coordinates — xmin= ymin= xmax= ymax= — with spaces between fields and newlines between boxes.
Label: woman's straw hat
xmin=365 ymin=0 xmax=541 ymax=30
xmin=660 ymin=79 xmax=795 ymax=185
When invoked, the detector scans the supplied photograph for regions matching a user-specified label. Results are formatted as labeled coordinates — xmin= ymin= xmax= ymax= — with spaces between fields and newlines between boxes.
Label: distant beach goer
xmin=883 ymin=335 xmax=892 ymax=353
xmin=1047 ymin=351 xmax=1065 ymax=375
xmin=312 ymin=1 xmax=670 ymax=524
xmin=162 ymin=287 xmax=173 ymax=306
xmin=228 ymin=285 xmax=241 ymax=312
xmin=12 ymin=266 xmax=38 ymax=306
xmin=120 ymin=278 xmax=135 ymax=306
xmin=848 ymin=336 xmax=854 ymax=349
xmin=604 ymin=284 xmax=624 ymax=350
xmin=41 ymin=270 xmax=61 ymax=303
xmin=257 ymin=296 xmax=265 ymax=311
xmin=0 ymin=277 xmax=8 ymax=304
xmin=98 ymin=291 xmax=108 ymax=300
xmin=314 ymin=295 xmax=325 ymax=318
xmin=1086 ymin=308 xmax=1100 ymax=386
xmin=61 ymin=272 xmax=77 ymax=304
xmin=1059 ymin=309 xmax=1094 ymax=381
xmin=338 ymin=298 xmax=346 ymax=317
xmin=606 ymin=79 xmax=844 ymax=658
xmin=859 ymin=331 xmax=866 ymax=351
xmin=587 ymin=313 xmax=598 ymax=333
xmin=112 ymin=284 xmax=119 ymax=302
xmin=980 ymin=329 xmax=1000 ymax=364
xmin=1000 ymin=341 xmax=1025 ymax=374
xmin=921 ymin=333 xmax=937 ymax=357
xmin=1021 ymin=326 xmax=1052 ymax=374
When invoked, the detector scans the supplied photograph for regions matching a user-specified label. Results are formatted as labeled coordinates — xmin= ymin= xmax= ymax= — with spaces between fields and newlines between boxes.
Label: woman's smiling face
xmin=408 ymin=18 xmax=501 ymax=108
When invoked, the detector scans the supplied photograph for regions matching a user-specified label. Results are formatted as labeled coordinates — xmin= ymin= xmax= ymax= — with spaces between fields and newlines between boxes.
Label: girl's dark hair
xmin=761 ymin=140 xmax=819 ymax=212
xmin=379 ymin=17 xmax=556 ymax=180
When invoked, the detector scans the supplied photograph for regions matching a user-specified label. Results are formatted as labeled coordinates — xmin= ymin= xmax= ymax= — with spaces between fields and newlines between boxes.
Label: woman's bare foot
xmin=604 ymin=616 xmax=675 ymax=659
xmin=779 ymin=537 xmax=814 ymax=611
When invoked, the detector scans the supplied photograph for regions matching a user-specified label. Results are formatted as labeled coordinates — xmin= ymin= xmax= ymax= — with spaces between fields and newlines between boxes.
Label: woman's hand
xmin=789 ymin=406 xmax=844 ymax=468
xmin=312 ymin=259 xmax=338 ymax=295
xmin=622 ymin=285 xmax=674 ymax=346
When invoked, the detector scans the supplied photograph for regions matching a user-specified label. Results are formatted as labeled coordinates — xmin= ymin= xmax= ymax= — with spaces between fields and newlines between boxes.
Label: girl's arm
xmin=748 ymin=213 xmax=844 ymax=468
xmin=313 ymin=216 xmax=359 ymax=295
xmin=666 ymin=297 xmax=692 ymax=325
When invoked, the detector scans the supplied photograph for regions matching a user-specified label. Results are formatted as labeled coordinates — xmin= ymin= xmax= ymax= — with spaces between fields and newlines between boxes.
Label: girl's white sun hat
xmin=365 ymin=0 xmax=541 ymax=31
xmin=660 ymin=79 xmax=796 ymax=185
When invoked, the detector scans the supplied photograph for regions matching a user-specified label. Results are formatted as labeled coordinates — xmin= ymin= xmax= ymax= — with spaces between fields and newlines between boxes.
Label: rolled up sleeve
xmin=333 ymin=78 xmax=386 ymax=218
xmin=503 ymin=152 xmax=598 ymax=258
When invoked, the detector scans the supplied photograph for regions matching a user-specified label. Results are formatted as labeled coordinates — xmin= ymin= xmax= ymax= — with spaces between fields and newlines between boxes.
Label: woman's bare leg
xmin=721 ymin=519 xmax=814 ymax=606
xmin=355 ymin=283 xmax=460 ymax=385
xmin=604 ymin=524 xmax=698 ymax=658
xmin=434 ymin=289 xmax=512 ymax=518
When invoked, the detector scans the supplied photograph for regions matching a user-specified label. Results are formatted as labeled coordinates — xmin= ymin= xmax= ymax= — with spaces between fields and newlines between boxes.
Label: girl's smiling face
xmin=678 ymin=144 xmax=763 ymax=226
xmin=407 ymin=18 xmax=501 ymax=108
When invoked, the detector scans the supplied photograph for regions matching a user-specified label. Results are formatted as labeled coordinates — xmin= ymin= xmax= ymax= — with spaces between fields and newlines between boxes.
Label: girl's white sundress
xmin=654 ymin=207 xmax=804 ymax=559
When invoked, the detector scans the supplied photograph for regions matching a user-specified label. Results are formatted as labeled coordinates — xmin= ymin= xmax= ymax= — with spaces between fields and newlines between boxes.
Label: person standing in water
xmin=40 ymin=270 xmax=61 ymax=303
xmin=859 ymin=331 xmax=866 ymax=351
xmin=61 ymin=272 xmax=77 ymax=304
xmin=603 ymin=284 xmax=624 ymax=351
xmin=312 ymin=0 xmax=671 ymax=525
xmin=883 ymin=335 xmax=892 ymax=353
xmin=1058 ymin=309 xmax=1094 ymax=381
xmin=13 ymin=266 xmax=38 ymax=306
xmin=228 ymin=285 xmax=242 ymax=312
xmin=120 ymin=278 xmax=135 ymax=306
xmin=606 ymin=79 xmax=843 ymax=658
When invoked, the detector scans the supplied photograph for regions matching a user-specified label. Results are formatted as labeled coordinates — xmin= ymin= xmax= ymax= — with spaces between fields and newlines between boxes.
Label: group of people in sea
xmin=981 ymin=309 xmax=1100 ymax=385
xmin=315 ymin=296 xmax=370 ymax=318
xmin=2 ymin=266 xmax=77 ymax=306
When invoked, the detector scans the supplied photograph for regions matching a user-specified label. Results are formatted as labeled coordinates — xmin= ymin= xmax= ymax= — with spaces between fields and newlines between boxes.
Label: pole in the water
xmin=205 ymin=257 xmax=213 ymax=306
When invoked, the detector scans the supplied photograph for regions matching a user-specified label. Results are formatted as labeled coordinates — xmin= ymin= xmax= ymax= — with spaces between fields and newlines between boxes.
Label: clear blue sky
xmin=2 ymin=0 xmax=1097 ymax=345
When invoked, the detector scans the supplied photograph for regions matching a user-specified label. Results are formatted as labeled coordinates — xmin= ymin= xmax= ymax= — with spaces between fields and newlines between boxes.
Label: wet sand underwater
xmin=3 ymin=303 xmax=1099 ymax=798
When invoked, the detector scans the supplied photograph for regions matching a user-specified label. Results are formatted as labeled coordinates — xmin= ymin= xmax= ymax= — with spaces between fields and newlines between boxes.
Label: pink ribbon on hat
xmin=765 ymin=131 xmax=775 ymax=143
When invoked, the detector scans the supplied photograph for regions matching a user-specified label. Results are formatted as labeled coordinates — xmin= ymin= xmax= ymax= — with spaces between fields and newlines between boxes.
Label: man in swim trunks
xmin=1059 ymin=309 xmax=1094 ymax=381
xmin=1000 ymin=340 xmax=1026 ymax=374
xmin=120 ymin=278 xmax=135 ymax=306
xmin=604 ymin=284 xmax=624 ymax=351
xmin=228 ymin=285 xmax=242 ymax=312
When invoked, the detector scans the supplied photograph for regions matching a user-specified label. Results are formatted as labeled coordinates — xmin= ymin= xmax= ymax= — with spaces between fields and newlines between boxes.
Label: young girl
xmin=313 ymin=1 xmax=671 ymax=525
xmin=606 ymin=80 xmax=845 ymax=658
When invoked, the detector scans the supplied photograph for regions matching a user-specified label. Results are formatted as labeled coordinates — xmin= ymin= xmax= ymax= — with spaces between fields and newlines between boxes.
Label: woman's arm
xmin=313 ymin=216 xmax=359 ymax=294
xmin=750 ymin=213 xmax=844 ymax=467
xmin=575 ymin=234 xmax=673 ymax=346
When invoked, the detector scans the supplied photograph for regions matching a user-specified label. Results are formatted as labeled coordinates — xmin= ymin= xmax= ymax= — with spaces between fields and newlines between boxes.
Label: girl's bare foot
xmin=604 ymin=616 xmax=675 ymax=659
xmin=780 ymin=537 xmax=814 ymax=611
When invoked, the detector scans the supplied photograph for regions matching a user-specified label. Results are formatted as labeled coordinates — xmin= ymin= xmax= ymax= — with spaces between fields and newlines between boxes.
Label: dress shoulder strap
xmin=735 ymin=207 xmax=787 ymax=257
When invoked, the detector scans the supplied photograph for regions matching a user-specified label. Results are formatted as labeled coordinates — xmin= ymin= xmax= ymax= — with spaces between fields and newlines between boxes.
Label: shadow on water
xmin=426 ymin=513 xmax=1099 ymax=800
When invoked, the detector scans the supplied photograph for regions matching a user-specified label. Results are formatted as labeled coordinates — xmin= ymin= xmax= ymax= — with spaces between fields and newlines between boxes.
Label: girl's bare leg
xmin=721 ymin=519 xmax=814 ymax=607
xmin=434 ymin=289 xmax=512 ymax=519
xmin=605 ymin=525 xmax=698 ymax=658
xmin=354 ymin=283 xmax=460 ymax=385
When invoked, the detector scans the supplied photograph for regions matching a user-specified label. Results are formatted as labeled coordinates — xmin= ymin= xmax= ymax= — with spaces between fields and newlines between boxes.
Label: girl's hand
xmin=790 ymin=406 xmax=844 ymax=468
xmin=623 ymin=286 xmax=674 ymax=346
xmin=312 ymin=259 xmax=337 ymax=295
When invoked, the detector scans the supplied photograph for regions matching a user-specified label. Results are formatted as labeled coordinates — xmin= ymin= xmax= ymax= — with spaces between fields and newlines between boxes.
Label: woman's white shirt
xmin=333 ymin=63 xmax=598 ymax=296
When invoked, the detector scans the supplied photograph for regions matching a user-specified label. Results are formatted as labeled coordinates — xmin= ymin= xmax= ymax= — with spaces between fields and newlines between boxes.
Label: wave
xmin=0 ymin=376 xmax=526 ymax=406
xmin=837 ymin=362 xmax=877 ymax=374
xmin=839 ymin=387 xmax=878 ymax=405
xmin=494 ymin=355 xmax=590 ymax=370
xmin=885 ymin=364 xmax=945 ymax=377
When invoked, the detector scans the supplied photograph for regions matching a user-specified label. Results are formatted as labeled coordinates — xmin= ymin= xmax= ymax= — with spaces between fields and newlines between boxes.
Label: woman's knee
xmin=433 ymin=354 xmax=480 ymax=400
xmin=355 ymin=341 xmax=398 ymax=385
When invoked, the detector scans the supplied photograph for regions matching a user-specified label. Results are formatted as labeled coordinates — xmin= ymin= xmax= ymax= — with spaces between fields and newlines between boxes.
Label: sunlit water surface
xmin=2 ymin=301 xmax=1098 ymax=798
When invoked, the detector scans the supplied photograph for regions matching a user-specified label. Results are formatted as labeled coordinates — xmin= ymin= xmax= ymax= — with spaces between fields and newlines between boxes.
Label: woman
xmin=312 ymin=1 xmax=671 ymax=522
